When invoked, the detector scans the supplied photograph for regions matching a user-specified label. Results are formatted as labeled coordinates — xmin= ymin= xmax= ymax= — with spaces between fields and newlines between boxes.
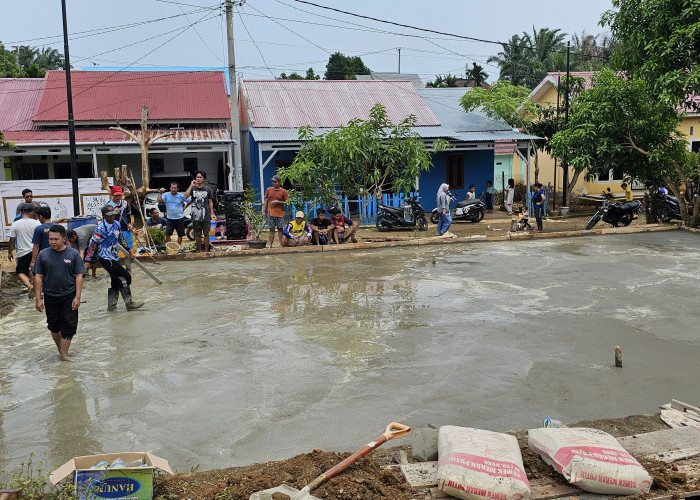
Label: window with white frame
xmin=596 ymin=165 xmax=625 ymax=183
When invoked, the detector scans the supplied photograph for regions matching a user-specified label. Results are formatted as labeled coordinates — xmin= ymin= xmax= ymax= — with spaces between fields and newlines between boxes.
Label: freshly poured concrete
xmin=1 ymin=231 xmax=699 ymax=473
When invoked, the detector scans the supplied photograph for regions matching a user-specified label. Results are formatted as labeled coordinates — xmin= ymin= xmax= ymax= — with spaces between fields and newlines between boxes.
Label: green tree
xmin=1 ymin=128 xmax=14 ymax=150
xmin=305 ymin=67 xmax=320 ymax=80
xmin=570 ymin=31 xmax=617 ymax=71
xmin=0 ymin=42 xmax=66 ymax=78
xmin=278 ymin=103 xmax=447 ymax=210
xmin=279 ymin=67 xmax=320 ymax=80
xmin=487 ymin=34 xmax=532 ymax=87
xmin=324 ymin=52 xmax=370 ymax=80
xmin=549 ymin=70 xmax=699 ymax=226
xmin=426 ymin=73 xmax=459 ymax=88
xmin=465 ymin=62 xmax=488 ymax=87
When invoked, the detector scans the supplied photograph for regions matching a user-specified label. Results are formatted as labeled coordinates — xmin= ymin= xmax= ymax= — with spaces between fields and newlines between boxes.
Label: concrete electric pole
xmin=226 ymin=0 xmax=244 ymax=191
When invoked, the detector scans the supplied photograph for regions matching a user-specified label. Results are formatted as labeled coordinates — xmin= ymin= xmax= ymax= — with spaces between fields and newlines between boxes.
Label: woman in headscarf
xmin=436 ymin=183 xmax=452 ymax=236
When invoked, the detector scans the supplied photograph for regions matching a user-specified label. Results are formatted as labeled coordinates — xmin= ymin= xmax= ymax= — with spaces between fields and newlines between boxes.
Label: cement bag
xmin=437 ymin=426 xmax=531 ymax=500
xmin=528 ymin=427 xmax=652 ymax=495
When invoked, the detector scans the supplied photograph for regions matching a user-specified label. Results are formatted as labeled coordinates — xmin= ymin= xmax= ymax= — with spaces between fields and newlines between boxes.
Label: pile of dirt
xmin=154 ymin=414 xmax=700 ymax=500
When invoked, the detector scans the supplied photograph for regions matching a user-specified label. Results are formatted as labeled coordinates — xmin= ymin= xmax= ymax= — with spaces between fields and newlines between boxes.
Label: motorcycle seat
xmin=665 ymin=195 xmax=679 ymax=205
xmin=455 ymin=199 xmax=481 ymax=208
xmin=621 ymin=200 xmax=641 ymax=210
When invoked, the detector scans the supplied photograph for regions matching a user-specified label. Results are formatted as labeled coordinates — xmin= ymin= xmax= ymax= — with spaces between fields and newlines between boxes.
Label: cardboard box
xmin=50 ymin=452 xmax=173 ymax=500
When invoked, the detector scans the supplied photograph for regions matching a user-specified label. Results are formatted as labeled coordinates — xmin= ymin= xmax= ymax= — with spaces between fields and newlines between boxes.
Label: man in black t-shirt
xmin=34 ymin=225 xmax=86 ymax=361
xmin=309 ymin=208 xmax=334 ymax=245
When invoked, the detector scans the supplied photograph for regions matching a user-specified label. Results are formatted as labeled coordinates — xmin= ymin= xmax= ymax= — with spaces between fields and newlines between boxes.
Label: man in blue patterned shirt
xmin=86 ymin=204 xmax=144 ymax=311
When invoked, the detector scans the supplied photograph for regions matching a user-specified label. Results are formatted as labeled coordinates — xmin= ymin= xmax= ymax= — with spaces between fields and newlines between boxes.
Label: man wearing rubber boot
xmin=86 ymin=204 xmax=144 ymax=311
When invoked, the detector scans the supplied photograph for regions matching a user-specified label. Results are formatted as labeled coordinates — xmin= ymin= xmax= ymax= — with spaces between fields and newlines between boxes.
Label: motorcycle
xmin=429 ymin=191 xmax=485 ymax=224
xmin=376 ymin=197 xmax=428 ymax=232
xmin=656 ymin=193 xmax=683 ymax=222
xmin=585 ymin=190 xmax=642 ymax=230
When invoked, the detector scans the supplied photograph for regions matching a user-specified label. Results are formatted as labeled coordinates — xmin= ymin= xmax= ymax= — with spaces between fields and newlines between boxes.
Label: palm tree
xmin=465 ymin=62 xmax=489 ymax=87
xmin=35 ymin=47 xmax=66 ymax=70
xmin=488 ymin=34 xmax=532 ymax=87
xmin=570 ymin=31 xmax=617 ymax=70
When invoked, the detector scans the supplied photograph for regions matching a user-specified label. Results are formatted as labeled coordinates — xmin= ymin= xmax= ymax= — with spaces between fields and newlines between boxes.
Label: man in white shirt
xmin=8 ymin=203 xmax=41 ymax=298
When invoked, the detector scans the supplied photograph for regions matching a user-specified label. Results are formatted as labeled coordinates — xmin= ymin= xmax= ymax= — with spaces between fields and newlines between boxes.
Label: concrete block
xmin=411 ymin=427 xmax=439 ymax=462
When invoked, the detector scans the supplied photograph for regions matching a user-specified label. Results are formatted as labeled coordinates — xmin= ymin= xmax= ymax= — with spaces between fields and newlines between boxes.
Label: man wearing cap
xmin=8 ymin=203 xmax=41 ymax=297
xmin=263 ymin=175 xmax=289 ymax=248
xmin=86 ymin=204 xmax=144 ymax=311
xmin=107 ymin=186 xmax=134 ymax=251
xmin=33 ymin=224 xmax=86 ymax=361
xmin=282 ymin=211 xmax=312 ymax=247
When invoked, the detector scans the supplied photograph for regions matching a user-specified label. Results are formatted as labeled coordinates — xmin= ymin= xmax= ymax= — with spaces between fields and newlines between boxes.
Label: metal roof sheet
xmin=34 ymin=71 xmax=230 ymax=123
xmin=5 ymin=125 xmax=230 ymax=144
xmin=417 ymin=88 xmax=513 ymax=133
xmin=0 ymin=78 xmax=45 ymax=131
xmin=355 ymin=72 xmax=424 ymax=89
xmin=241 ymin=79 xmax=440 ymax=128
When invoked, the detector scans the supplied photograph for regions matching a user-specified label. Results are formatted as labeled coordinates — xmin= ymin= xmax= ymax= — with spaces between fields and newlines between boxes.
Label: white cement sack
xmin=528 ymin=427 xmax=652 ymax=495
xmin=437 ymin=426 xmax=531 ymax=500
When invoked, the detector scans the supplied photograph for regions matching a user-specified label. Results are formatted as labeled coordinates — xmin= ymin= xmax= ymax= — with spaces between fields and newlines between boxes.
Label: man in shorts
xmin=329 ymin=207 xmax=358 ymax=244
xmin=184 ymin=170 xmax=216 ymax=253
xmin=8 ymin=203 xmax=40 ymax=297
xmin=263 ymin=174 xmax=289 ymax=248
xmin=158 ymin=181 xmax=190 ymax=246
xmin=309 ymin=208 xmax=334 ymax=245
xmin=33 ymin=225 xmax=86 ymax=361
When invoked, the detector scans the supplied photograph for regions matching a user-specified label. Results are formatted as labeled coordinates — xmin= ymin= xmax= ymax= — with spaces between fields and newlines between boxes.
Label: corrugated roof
xmin=5 ymin=125 xmax=230 ymax=144
xmin=417 ymin=88 xmax=514 ymax=133
xmin=241 ymin=79 xmax=440 ymax=128
xmin=0 ymin=78 xmax=45 ymax=131
xmin=355 ymin=72 xmax=424 ymax=89
xmin=34 ymin=71 xmax=230 ymax=123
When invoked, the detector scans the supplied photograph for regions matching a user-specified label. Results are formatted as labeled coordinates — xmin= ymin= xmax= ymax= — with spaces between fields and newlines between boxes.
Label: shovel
xmin=251 ymin=422 xmax=411 ymax=500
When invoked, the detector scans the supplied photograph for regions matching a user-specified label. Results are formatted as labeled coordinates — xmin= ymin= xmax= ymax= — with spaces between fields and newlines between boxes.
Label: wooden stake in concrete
xmin=615 ymin=346 xmax=622 ymax=367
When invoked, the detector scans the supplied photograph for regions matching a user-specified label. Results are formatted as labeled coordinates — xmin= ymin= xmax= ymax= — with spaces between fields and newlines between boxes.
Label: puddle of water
xmin=1 ymin=231 xmax=699 ymax=472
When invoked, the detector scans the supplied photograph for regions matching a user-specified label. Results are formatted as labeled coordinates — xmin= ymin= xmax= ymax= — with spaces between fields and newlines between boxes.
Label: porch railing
xmin=292 ymin=192 xmax=420 ymax=225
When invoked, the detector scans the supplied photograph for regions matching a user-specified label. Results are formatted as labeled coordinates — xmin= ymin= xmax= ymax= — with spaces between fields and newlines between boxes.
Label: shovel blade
xmin=249 ymin=484 xmax=320 ymax=500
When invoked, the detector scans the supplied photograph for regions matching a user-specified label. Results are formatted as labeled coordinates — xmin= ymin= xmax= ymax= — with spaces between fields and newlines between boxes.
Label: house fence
xmin=291 ymin=192 xmax=421 ymax=225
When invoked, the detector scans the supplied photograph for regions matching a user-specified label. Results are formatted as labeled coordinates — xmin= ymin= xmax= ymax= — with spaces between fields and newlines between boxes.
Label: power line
xmin=178 ymin=3 xmax=226 ymax=64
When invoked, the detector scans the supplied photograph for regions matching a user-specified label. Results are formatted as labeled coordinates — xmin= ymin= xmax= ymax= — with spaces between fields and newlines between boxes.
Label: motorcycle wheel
xmin=186 ymin=225 xmax=194 ymax=241
xmin=376 ymin=215 xmax=391 ymax=232
xmin=584 ymin=213 xmax=601 ymax=230
xmin=418 ymin=216 xmax=428 ymax=231
xmin=470 ymin=208 xmax=485 ymax=223
xmin=658 ymin=210 xmax=671 ymax=223
xmin=430 ymin=211 xmax=439 ymax=224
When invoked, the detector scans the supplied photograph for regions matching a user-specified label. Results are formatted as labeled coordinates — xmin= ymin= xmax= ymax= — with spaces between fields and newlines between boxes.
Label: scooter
xmin=429 ymin=191 xmax=486 ymax=224
xmin=656 ymin=193 xmax=683 ymax=222
xmin=585 ymin=190 xmax=642 ymax=230
xmin=376 ymin=197 xmax=428 ymax=231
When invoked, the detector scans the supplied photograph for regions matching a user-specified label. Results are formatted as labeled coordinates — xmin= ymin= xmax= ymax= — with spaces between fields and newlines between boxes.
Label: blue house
xmin=238 ymin=80 xmax=534 ymax=213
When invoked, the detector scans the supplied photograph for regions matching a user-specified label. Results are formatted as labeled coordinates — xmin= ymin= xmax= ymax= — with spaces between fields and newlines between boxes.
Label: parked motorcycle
xmin=585 ymin=190 xmax=642 ymax=230
xmin=429 ymin=191 xmax=485 ymax=224
xmin=656 ymin=193 xmax=683 ymax=222
xmin=376 ymin=197 xmax=428 ymax=232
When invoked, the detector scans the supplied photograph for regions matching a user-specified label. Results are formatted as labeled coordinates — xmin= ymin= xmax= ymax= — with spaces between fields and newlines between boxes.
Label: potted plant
xmin=243 ymin=188 xmax=268 ymax=249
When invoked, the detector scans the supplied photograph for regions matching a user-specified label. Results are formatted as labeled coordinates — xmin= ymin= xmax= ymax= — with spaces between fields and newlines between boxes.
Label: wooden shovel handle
xmin=301 ymin=422 xmax=411 ymax=495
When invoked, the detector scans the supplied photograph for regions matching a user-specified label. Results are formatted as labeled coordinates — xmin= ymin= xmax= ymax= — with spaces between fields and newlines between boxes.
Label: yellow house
xmin=528 ymin=72 xmax=700 ymax=197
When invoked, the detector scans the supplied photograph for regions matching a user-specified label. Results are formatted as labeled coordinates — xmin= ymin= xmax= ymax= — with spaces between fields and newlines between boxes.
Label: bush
xmin=148 ymin=226 xmax=166 ymax=246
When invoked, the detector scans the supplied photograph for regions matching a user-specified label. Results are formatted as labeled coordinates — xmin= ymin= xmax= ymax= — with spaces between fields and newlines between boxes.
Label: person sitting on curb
xmin=309 ymin=208 xmax=334 ymax=245
xmin=329 ymin=207 xmax=358 ymax=244
xmin=282 ymin=211 xmax=312 ymax=247
xmin=86 ymin=204 xmax=144 ymax=311
xmin=145 ymin=208 xmax=167 ymax=229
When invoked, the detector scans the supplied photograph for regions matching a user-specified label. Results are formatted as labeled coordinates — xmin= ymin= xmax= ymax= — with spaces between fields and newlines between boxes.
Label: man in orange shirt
xmin=263 ymin=175 xmax=289 ymax=248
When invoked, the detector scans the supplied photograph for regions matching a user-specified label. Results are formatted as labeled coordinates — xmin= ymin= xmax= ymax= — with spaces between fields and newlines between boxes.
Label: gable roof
xmin=0 ymin=78 xmax=45 ymax=131
xmin=241 ymin=79 xmax=440 ymax=128
xmin=529 ymin=71 xmax=597 ymax=103
xmin=33 ymin=71 xmax=230 ymax=124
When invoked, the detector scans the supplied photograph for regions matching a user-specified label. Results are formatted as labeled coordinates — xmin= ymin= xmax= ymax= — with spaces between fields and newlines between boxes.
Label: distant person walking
xmin=86 ymin=204 xmax=144 ymax=311
xmin=33 ymin=225 xmax=86 ymax=361
xmin=263 ymin=174 xmax=289 ymax=248
xmin=504 ymin=179 xmax=515 ymax=215
xmin=436 ymin=183 xmax=452 ymax=236
xmin=8 ymin=203 xmax=40 ymax=298
xmin=532 ymin=182 xmax=546 ymax=233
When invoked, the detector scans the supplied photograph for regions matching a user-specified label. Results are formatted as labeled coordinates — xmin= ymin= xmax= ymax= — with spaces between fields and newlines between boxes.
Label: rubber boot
xmin=120 ymin=286 xmax=144 ymax=310
xmin=107 ymin=288 xmax=119 ymax=311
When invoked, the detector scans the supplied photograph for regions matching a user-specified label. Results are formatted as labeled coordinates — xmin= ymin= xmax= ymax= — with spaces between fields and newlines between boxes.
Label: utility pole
xmin=61 ymin=0 xmax=80 ymax=216
xmin=226 ymin=0 xmax=244 ymax=191
xmin=396 ymin=47 xmax=401 ymax=73
xmin=562 ymin=41 xmax=571 ymax=209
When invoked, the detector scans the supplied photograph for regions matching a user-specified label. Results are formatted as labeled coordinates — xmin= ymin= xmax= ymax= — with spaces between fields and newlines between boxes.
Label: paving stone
xmin=411 ymin=427 xmax=439 ymax=462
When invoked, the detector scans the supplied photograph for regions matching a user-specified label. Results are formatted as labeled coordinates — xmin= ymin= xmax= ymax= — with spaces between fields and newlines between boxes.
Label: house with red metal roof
xmin=238 ymin=80 xmax=535 ymax=210
xmin=1 ymin=70 xmax=234 ymax=190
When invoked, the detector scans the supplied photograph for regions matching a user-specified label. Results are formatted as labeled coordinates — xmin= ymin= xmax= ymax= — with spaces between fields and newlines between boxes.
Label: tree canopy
xmin=279 ymin=67 xmax=320 ymax=80
xmin=602 ymin=0 xmax=700 ymax=111
xmin=278 ymin=104 xmax=447 ymax=207
xmin=465 ymin=62 xmax=488 ymax=88
xmin=324 ymin=52 xmax=370 ymax=80
xmin=0 ymin=42 xmax=66 ymax=78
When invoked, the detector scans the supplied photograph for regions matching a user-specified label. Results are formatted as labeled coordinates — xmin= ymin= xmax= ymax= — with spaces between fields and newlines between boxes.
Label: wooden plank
xmin=618 ymin=427 xmax=700 ymax=463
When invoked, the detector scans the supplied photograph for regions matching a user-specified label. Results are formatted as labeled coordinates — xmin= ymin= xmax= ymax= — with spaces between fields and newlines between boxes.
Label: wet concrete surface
xmin=1 ymin=231 xmax=699 ymax=473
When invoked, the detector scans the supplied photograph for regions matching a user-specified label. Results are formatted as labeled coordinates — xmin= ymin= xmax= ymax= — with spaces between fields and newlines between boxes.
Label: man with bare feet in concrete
xmin=33 ymin=225 xmax=86 ymax=361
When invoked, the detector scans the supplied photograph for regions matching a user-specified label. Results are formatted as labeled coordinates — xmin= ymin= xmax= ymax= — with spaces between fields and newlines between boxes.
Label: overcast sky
xmin=1 ymin=0 xmax=614 ymax=83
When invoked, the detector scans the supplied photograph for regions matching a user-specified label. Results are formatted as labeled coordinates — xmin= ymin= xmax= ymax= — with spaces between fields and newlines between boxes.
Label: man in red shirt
xmin=262 ymin=175 xmax=289 ymax=248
